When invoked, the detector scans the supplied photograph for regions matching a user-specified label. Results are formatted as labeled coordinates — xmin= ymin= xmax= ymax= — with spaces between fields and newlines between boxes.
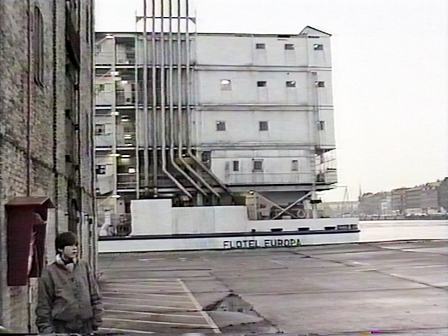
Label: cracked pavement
xmin=99 ymin=240 xmax=448 ymax=335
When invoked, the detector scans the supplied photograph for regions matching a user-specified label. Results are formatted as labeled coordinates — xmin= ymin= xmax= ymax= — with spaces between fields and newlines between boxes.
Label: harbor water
xmin=359 ymin=219 xmax=448 ymax=242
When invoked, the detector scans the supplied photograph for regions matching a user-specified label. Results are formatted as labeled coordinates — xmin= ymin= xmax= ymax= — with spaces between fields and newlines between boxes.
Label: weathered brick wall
xmin=0 ymin=0 xmax=95 ymax=332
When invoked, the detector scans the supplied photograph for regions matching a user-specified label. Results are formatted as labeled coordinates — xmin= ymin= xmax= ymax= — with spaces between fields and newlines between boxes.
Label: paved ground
xmin=98 ymin=240 xmax=448 ymax=335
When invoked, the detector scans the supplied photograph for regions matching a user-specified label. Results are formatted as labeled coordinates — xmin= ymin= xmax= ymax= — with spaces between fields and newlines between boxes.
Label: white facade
xmin=94 ymin=26 xmax=337 ymax=212
xmin=192 ymin=30 xmax=336 ymax=191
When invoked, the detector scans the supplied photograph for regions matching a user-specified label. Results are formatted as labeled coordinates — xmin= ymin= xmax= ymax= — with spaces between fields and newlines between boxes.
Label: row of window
xmin=255 ymin=43 xmax=324 ymax=51
xmin=216 ymin=120 xmax=326 ymax=131
xmin=231 ymin=159 xmax=300 ymax=172
xmin=94 ymin=120 xmax=326 ymax=135
xmin=221 ymin=80 xmax=325 ymax=90
xmin=96 ymin=159 xmax=301 ymax=174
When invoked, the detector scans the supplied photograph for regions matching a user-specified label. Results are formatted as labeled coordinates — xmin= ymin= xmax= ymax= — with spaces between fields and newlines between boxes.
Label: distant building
xmin=320 ymin=201 xmax=358 ymax=217
xmin=359 ymin=192 xmax=389 ymax=215
xmin=405 ymin=186 xmax=423 ymax=213
xmin=438 ymin=177 xmax=448 ymax=211
xmin=421 ymin=181 xmax=441 ymax=212
xmin=391 ymin=188 xmax=408 ymax=214
xmin=360 ymin=179 xmax=446 ymax=217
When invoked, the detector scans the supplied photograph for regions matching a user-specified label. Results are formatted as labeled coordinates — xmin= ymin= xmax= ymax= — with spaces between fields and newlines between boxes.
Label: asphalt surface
xmin=98 ymin=240 xmax=448 ymax=335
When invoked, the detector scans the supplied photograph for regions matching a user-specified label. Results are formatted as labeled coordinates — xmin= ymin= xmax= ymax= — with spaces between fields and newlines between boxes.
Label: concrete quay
xmin=98 ymin=240 xmax=448 ymax=335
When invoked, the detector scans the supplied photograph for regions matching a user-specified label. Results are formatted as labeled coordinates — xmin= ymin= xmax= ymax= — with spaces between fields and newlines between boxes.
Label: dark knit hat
xmin=55 ymin=231 xmax=78 ymax=254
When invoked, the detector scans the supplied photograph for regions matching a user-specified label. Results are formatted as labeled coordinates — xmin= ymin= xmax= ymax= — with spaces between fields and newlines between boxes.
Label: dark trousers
xmin=53 ymin=319 xmax=94 ymax=334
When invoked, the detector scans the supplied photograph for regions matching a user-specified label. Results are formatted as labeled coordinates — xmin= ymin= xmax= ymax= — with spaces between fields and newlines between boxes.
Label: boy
xmin=36 ymin=232 xmax=104 ymax=334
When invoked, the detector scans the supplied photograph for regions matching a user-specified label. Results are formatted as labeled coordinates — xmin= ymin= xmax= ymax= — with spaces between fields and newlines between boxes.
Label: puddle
xmin=206 ymin=294 xmax=258 ymax=316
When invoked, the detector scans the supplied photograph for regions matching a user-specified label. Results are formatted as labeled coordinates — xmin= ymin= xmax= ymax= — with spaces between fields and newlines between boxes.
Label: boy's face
xmin=61 ymin=244 xmax=78 ymax=259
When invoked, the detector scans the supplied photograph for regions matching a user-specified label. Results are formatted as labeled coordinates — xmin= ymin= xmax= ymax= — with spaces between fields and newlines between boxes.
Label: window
xmin=315 ymin=81 xmax=325 ymax=88
xmin=216 ymin=121 xmax=226 ymax=131
xmin=285 ymin=44 xmax=294 ymax=50
xmin=286 ymin=81 xmax=296 ymax=88
xmin=220 ymin=79 xmax=232 ymax=91
xmin=318 ymin=121 xmax=325 ymax=130
xmin=292 ymin=160 xmax=299 ymax=171
xmin=253 ymin=160 xmax=263 ymax=172
xmin=201 ymin=151 xmax=211 ymax=162
xmin=233 ymin=161 xmax=240 ymax=172
xmin=96 ymin=165 xmax=106 ymax=175
xmin=33 ymin=6 xmax=44 ymax=85
xmin=255 ymin=43 xmax=265 ymax=49
xmin=257 ymin=81 xmax=267 ymax=87
xmin=96 ymin=84 xmax=105 ymax=92
xmin=95 ymin=124 xmax=105 ymax=135
xmin=259 ymin=121 xmax=269 ymax=131
xmin=313 ymin=44 xmax=324 ymax=50
xmin=86 ymin=7 xmax=91 ymax=43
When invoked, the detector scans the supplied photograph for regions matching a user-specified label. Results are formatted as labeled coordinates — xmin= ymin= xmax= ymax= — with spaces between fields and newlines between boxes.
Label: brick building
xmin=0 ymin=0 xmax=95 ymax=332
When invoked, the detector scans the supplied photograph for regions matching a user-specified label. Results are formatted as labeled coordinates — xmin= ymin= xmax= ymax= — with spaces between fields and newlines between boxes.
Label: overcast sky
xmin=96 ymin=0 xmax=448 ymax=202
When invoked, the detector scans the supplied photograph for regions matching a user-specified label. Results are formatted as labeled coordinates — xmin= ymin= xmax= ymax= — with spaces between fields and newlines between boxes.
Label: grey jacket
xmin=35 ymin=258 xmax=104 ymax=334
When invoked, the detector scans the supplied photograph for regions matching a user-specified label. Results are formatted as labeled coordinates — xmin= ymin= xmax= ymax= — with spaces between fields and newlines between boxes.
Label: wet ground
xmin=98 ymin=240 xmax=448 ymax=335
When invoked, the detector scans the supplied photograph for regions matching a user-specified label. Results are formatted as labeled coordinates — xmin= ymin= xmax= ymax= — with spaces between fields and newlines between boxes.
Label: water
xmin=359 ymin=219 xmax=448 ymax=242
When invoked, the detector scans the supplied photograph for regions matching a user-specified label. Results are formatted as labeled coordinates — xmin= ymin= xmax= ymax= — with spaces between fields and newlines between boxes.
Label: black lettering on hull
xmin=224 ymin=238 xmax=301 ymax=249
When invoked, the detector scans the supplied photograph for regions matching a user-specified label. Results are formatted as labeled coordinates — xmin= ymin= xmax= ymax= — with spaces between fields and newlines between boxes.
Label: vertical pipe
xmin=111 ymin=38 xmax=118 ymax=213
xmin=160 ymin=0 xmax=192 ymax=199
xmin=184 ymin=3 xmax=232 ymax=200
xmin=306 ymin=36 xmax=318 ymax=219
xmin=52 ymin=0 xmax=59 ymax=237
xmin=26 ymin=3 xmax=32 ymax=331
xmin=150 ymin=0 xmax=158 ymax=194
xmin=168 ymin=0 xmax=207 ymax=197
xmin=90 ymin=0 xmax=97 ymax=274
xmin=143 ymin=0 xmax=150 ymax=191
xmin=134 ymin=32 xmax=140 ymax=198
xmin=26 ymin=0 xmax=32 ymax=197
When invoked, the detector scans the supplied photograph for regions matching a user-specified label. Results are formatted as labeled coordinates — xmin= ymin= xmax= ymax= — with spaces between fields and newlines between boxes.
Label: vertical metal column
xmin=150 ymin=0 xmax=159 ymax=193
xmin=143 ymin=0 xmax=150 ymax=193
xmin=184 ymin=1 xmax=232 ymax=202
xmin=176 ymin=0 xmax=212 ymax=205
xmin=111 ymin=37 xmax=118 ymax=213
xmin=160 ymin=0 xmax=192 ymax=199
xmin=168 ymin=0 xmax=207 ymax=198
xmin=134 ymin=32 xmax=140 ymax=198
xmin=306 ymin=36 xmax=318 ymax=219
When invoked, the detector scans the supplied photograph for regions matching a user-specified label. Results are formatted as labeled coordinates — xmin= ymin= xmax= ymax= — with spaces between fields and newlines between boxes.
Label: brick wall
xmin=0 ymin=0 xmax=95 ymax=332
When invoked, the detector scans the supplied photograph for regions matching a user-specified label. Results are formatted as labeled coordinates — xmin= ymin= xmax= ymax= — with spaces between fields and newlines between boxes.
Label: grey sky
xmin=96 ymin=0 xmax=448 ymax=201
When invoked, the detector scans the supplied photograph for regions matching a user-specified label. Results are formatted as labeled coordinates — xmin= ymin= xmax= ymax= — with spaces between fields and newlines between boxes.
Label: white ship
xmin=95 ymin=0 xmax=360 ymax=253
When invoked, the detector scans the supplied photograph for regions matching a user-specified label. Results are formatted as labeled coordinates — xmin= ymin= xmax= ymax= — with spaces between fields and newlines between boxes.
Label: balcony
xmin=95 ymin=51 xmax=136 ymax=66
xmin=95 ymin=89 xmax=136 ymax=107
xmin=117 ymin=173 xmax=137 ymax=190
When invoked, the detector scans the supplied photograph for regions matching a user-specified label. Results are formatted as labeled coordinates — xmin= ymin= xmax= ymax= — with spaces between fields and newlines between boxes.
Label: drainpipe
xmin=26 ymin=0 xmax=32 ymax=332
xmin=143 ymin=0 xmax=151 ymax=193
xmin=90 ymin=0 xmax=98 ymax=273
xmin=160 ymin=0 xmax=192 ymax=200
xmin=150 ymin=0 xmax=160 ymax=196
xmin=167 ymin=0 xmax=207 ymax=198
xmin=111 ymin=37 xmax=118 ymax=213
xmin=176 ymin=0 xmax=217 ymax=205
xmin=134 ymin=33 xmax=140 ymax=198
xmin=0 ymin=1 xmax=4 ymax=326
xmin=183 ymin=1 xmax=232 ymax=201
